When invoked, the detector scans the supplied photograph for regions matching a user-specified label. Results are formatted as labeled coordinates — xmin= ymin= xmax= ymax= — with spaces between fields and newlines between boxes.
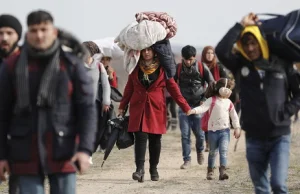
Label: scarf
xmin=15 ymin=39 xmax=60 ymax=112
xmin=139 ymin=60 xmax=159 ymax=81
xmin=211 ymin=65 xmax=220 ymax=81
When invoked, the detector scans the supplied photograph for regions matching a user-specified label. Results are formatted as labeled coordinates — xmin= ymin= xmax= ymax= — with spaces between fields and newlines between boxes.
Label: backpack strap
xmin=229 ymin=102 xmax=234 ymax=111
xmin=177 ymin=63 xmax=183 ymax=79
xmin=197 ymin=61 xmax=204 ymax=77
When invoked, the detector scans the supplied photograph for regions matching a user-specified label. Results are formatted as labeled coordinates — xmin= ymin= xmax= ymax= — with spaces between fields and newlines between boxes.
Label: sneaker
xmin=89 ymin=157 xmax=93 ymax=165
xmin=180 ymin=161 xmax=191 ymax=169
xmin=197 ymin=152 xmax=204 ymax=165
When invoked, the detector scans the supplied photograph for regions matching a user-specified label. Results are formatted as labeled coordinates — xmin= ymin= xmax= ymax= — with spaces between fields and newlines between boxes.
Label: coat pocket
xmin=7 ymin=115 xmax=32 ymax=162
xmin=52 ymin=106 xmax=77 ymax=160
xmin=52 ymin=125 xmax=77 ymax=160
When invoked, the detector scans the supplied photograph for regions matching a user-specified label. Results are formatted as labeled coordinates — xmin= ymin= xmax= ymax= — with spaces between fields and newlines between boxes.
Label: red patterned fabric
xmin=135 ymin=12 xmax=177 ymax=39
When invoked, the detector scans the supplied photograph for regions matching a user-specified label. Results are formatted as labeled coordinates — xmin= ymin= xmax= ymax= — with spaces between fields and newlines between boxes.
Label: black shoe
xmin=132 ymin=169 xmax=145 ymax=183
xmin=149 ymin=168 xmax=159 ymax=181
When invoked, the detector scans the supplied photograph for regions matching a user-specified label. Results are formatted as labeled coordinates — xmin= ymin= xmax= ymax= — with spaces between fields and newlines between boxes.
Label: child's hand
xmin=186 ymin=109 xmax=195 ymax=116
xmin=234 ymin=128 xmax=241 ymax=139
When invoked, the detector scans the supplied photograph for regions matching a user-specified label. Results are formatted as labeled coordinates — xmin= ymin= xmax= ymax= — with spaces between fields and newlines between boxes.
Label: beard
xmin=0 ymin=41 xmax=18 ymax=58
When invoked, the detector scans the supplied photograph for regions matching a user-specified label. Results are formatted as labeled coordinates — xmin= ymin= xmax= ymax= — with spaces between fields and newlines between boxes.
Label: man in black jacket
xmin=0 ymin=10 xmax=96 ymax=194
xmin=174 ymin=45 xmax=214 ymax=169
xmin=216 ymin=13 xmax=300 ymax=193
xmin=0 ymin=14 xmax=22 ymax=194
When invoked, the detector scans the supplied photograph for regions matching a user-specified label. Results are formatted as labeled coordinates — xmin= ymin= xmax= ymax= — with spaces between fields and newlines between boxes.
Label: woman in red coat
xmin=119 ymin=47 xmax=191 ymax=182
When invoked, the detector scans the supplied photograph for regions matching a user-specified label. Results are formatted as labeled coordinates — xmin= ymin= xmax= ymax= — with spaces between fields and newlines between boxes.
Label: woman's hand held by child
xmin=234 ymin=128 xmax=241 ymax=139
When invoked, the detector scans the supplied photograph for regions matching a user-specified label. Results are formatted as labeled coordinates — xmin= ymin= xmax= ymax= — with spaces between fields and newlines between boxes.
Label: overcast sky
xmin=0 ymin=0 xmax=298 ymax=47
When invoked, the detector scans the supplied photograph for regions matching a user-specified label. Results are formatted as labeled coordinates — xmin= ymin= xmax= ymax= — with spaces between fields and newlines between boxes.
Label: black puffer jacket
xmin=152 ymin=39 xmax=176 ymax=79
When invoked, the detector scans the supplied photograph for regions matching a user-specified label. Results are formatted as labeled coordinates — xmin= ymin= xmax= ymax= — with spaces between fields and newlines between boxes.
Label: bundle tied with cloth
xmin=115 ymin=11 xmax=177 ymax=78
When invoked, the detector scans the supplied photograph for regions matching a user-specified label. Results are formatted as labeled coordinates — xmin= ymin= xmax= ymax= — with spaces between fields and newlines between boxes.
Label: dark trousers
xmin=134 ymin=131 xmax=162 ymax=170
xmin=9 ymin=175 xmax=18 ymax=194
xmin=205 ymin=131 xmax=208 ymax=143
xmin=166 ymin=97 xmax=177 ymax=118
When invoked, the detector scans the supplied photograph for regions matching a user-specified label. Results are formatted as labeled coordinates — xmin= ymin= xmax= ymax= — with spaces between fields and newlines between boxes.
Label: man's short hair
xmin=27 ymin=10 xmax=54 ymax=26
xmin=181 ymin=45 xmax=197 ymax=59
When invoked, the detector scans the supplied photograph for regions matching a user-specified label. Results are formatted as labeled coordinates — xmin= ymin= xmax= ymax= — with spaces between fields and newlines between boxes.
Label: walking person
xmin=100 ymin=48 xmax=118 ymax=88
xmin=119 ymin=47 xmax=191 ymax=182
xmin=0 ymin=14 xmax=22 ymax=194
xmin=215 ymin=13 xmax=300 ymax=193
xmin=82 ymin=41 xmax=111 ymax=164
xmin=201 ymin=46 xmax=228 ymax=152
xmin=187 ymin=78 xmax=241 ymax=180
xmin=0 ymin=10 xmax=97 ymax=194
xmin=174 ymin=45 xmax=214 ymax=169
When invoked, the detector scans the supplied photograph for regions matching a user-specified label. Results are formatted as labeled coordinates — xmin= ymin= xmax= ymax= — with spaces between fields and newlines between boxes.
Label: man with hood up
xmin=216 ymin=13 xmax=300 ymax=194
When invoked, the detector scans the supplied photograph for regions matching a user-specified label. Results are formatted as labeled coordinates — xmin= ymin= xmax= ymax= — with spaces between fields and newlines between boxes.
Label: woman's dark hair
xmin=204 ymin=78 xmax=235 ymax=98
xmin=181 ymin=45 xmax=196 ymax=59
xmin=82 ymin=41 xmax=100 ymax=57
xmin=27 ymin=10 xmax=54 ymax=26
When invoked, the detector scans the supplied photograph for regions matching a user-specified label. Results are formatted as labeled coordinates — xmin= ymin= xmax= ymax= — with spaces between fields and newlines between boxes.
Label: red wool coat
xmin=119 ymin=67 xmax=190 ymax=134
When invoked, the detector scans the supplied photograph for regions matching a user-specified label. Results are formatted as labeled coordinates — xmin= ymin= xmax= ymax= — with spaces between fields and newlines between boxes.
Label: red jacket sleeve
xmin=166 ymin=78 xmax=191 ymax=113
xmin=119 ymin=75 xmax=133 ymax=110
xmin=109 ymin=71 xmax=118 ymax=88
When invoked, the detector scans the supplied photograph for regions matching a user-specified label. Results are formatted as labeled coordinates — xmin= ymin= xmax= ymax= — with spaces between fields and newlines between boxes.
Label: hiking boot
xmin=149 ymin=167 xmax=159 ymax=181
xmin=205 ymin=142 xmax=209 ymax=152
xmin=207 ymin=167 xmax=214 ymax=180
xmin=132 ymin=168 xmax=145 ymax=183
xmin=219 ymin=166 xmax=229 ymax=180
xmin=197 ymin=152 xmax=204 ymax=165
xmin=180 ymin=161 xmax=191 ymax=169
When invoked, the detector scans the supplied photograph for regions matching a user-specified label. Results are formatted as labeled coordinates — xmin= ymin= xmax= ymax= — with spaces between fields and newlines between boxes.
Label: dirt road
xmin=77 ymin=125 xmax=300 ymax=194
xmin=1 ymin=125 xmax=299 ymax=194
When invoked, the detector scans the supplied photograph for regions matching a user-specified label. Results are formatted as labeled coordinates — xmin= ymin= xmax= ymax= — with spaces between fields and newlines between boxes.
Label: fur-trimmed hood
xmin=58 ymin=29 xmax=88 ymax=60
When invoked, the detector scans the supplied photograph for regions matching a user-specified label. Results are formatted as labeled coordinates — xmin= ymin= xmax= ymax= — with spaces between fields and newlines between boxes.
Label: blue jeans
xmin=208 ymin=129 xmax=230 ymax=168
xmin=246 ymin=134 xmax=291 ymax=194
xmin=13 ymin=173 xmax=76 ymax=194
xmin=178 ymin=108 xmax=204 ymax=161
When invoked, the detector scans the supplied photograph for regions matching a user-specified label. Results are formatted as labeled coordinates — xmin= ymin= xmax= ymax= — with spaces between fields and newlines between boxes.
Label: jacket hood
xmin=236 ymin=26 xmax=269 ymax=61
xmin=58 ymin=29 xmax=88 ymax=60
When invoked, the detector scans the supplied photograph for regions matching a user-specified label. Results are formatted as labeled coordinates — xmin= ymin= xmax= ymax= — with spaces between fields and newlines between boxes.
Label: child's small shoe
xmin=206 ymin=167 xmax=214 ymax=180
xmin=219 ymin=166 xmax=229 ymax=180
